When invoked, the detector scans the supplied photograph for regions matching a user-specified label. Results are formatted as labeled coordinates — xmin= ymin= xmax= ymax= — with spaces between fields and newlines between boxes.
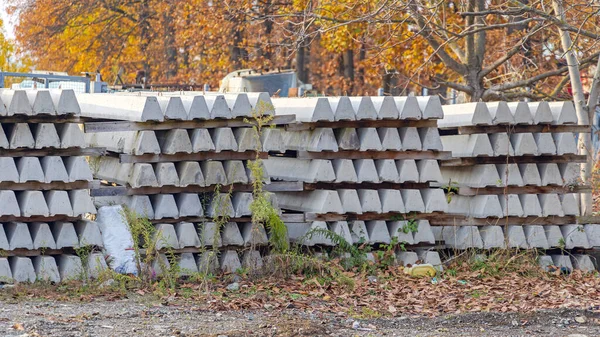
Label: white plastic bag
xmin=96 ymin=205 xmax=138 ymax=275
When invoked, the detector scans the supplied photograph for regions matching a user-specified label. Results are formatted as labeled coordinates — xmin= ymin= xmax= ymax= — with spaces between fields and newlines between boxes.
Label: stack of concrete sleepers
xmin=80 ymin=92 xmax=289 ymax=274
xmin=0 ymin=89 xmax=105 ymax=283
xmin=438 ymin=101 xmax=596 ymax=271
xmin=264 ymin=96 xmax=450 ymax=267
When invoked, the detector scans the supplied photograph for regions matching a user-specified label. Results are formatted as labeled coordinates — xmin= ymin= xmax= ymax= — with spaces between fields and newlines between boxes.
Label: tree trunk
xmin=343 ymin=49 xmax=354 ymax=94
xmin=296 ymin=45 xmax=307 ymax=83
xmin=552 ymin=0 xmax=593 ymax=215
xmin=163 ymin=11 xmax=177 ymax=79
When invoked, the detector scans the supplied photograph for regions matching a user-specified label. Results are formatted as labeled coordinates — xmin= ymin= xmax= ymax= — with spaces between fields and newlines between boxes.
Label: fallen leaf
xmin=12 ymin=323 xmax=24 ymax=330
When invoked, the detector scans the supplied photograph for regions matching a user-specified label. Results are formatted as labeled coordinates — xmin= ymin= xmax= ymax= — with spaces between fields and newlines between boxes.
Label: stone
xmin=538 ymin=163 xmax=562 ymax=186
xmin=189 ymin=128 xmax=215 ymax=152
xmin=441 ymin=134 xmax=493 ymax=157
xmin=440 ymin=102 xmax=491 ymax=127
xmin=332 ymin=159 xmax=358 ymax=182
xmin=420 ymin=189 xmax=447 ymax=213
xmin=519 ymin=194 xmax=542 ymax=217
xmin=417 ymin=96 xmax=444 ymax=119
xmin=210 ymin=128 xmax=238 ymax=152
xmin=448 ymin=195 xmax=502 ymax=218
xmin=534 ymin=133 xmax=557 ymax=155
xmin=375 ymin=159 xmax=400 ymax=182
xmin=358 ymin=189 xmax=382 ymax=213
xmin=561 ymin=193 xmax=580 ymax=216
xmin=417 ymin=159 xmax=443 ymax=183
xmin=496 ymin=163 xmax=524 ymax=186
xmin=272 ymin=97 xmax=334 ymax=121
xmin=539 ymin=194 xmax=565 ymax=217
xmin=519 ymin=163 xmax=541 ymax=186
xmin=397 ymin=159 xmax=420 ymax=182
xmin=378 ymin=128 xmax=402 ymax=151
xmin=0 ymin=225 xmax=8 ymax=250
xmin=77 ymin=94 xmax=162 ymax=121
xmin=260 ymin=128 xmax=285 ymax=152
xmin=26 ymin=90 xmax=55 ymax=115
xmin=156 ymin=96 xmax=187 ymax=120
xmin=528 ymin=101 xmax=553 ymax=124
xmin=180 ymin=95 xmax=210 ymax=120
xmin=553 ymin=133 xmax=578 ymax=155
xmin=205 ymin=95 xmax=233 ymax=119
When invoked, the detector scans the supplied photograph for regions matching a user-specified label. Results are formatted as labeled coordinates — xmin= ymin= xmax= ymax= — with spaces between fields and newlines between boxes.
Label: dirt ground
xmin=0 ymin=298 xmax=598 ymax=337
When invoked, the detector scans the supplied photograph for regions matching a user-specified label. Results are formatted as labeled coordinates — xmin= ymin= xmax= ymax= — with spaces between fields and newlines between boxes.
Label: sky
xmin=1 ymin=3 xmax=15 ymax=39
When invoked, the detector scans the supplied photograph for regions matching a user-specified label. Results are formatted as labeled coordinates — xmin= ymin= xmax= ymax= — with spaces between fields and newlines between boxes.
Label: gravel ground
xmin=0 ymin=298 xmax=598 ymax=336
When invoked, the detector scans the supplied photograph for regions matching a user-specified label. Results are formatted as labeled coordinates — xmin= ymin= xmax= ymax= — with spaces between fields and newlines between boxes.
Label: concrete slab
xmin=387 ymin=221 xmax=414 ymax=244
xmin=75 ymin=221 xmax=103 ymax=247
xmin=449 ymin=195 xmax=503 ymax=218
xmin=206 ymin=193 xmax=235 ymax=218
xmin=0 ymin=224 xmax=8 ymax=250
xmin=396 ymin=252 xmax=419 ymax=266
xmin=52 ymin=222 xmax=79 ymax=249
xmin=417 ymin=159 xmax=442 ymax=183
xmin=209 ymin=128 xmax=238 ymax=152
xmin=327 ymin=97 xmax=356 ymax=121
xmin=499 ymin=194 xmax=524 ymax=217
xmin=559 ymin=162 xmax=579 ymax=185
xmin=379 ymin=189 xmax=405 ymax=213
xmin=57 ymin=254 xmax=84 ymax=280
xmin=357 ymin=189 xmax=382 ymax=213
xmin=418 ymin=127 xmax=443 ymax=151
xmin=180 ymin=96 xmax=210 ymax=120
xmin=337 ymin=189 xmax=363 ymax=214
xmin=553 ymin=132 xmax=578 ymax=155
xmin=377 ymin=128 xmax=402 ymax=151
xmin=335 ymin=128 xmax=360 ymax=150
xmin=18 ymin=191 xmax=49 ymax=217
xmin=26 ymin=90 xmax=56 ymax=115
xmin=157 ymin=129 xmax=193 ymax=154
xmin=57 ymin=123 xmax=85 ymax=148
xmin=6 ymin=123 xmax=34 ymax=149
xmin=175 ymin=193 xmax=203 ymax=217
xmin=242 ymin=250 xmax=264 ymax=271
xmin=49 ymin=89 xmax=80 ymax=115
xmin=538 ymin=255 xmax=554 ymax=271
xmin=234 ymin=128 xmax=259 ymax=152
xmin=45 ymin=190 xmax=74 ymax=216
xmin=538 ymin=163 xmax=562 ymax=186
xmin=357 ymin=128 xmax=382 ymax=151
xmin=245 ymin=92 xmax=275 ymax=116
xmin=201 ymin=161 xmax=227 ymax=186
xmin=232 ymin=192 xmax=253 ymax=217
xmin=33 ymin=256 xmax=60 ymax=283
xmin=349 ymin=220 xmax=369 ymax=243
xmin=86 ymin=253 xmax=108 ymax=279
xmin=420 ymin=188 xmax=448 ymax=213
xmin=205 ymin=95 xmax=233 ymax=119
xmin=177 ymin=253 xmax=199 ymax=276
xmin=64 ymin=156 xmax=93 ymax=182
xmin=519 ymin=194 xmax=542 ymax=217
xmin=349 ymin=97 xmax=378 ymax=120
xmin=154 ymin=223 xmax=180 ymax=249
xmin=519 ymin=163 xmax=542 ymax=186
xmin=285 ymin=128 xmax=338 ymax=152
xmin=584 ymin=224 xmax=600 ymax=247
xmin=398 ymin=127 xmax=422 ymax=151
xmin=416 ymin=250 xmax=443 ymax=271
xmin=510 ymin=133 xmax=538 ymax=156
xmin=0 ymin=126 xmax=9 ymax=148
xmin=396 ymin=159 xmax=419 ymax=183
xmin=371 ymin=96 xmax=399 ymax=119
xmin=489 ymin=133 xmax=515 ymax=156
xmin=77 ymin=94 xmax=163 ymax=121
xmin=95 ymin=159 xmax=157 ymax=188
xmin=441 ymin=134 xmax=493 ymax=157
xmin=264 ymin=158 xmax=334 ymax=183
xmin=550 ymin=255 xmax=573 ymax=271
xmin=220 ymin=250 xmax=242 ymax=273
xmin=223 ymin=93 xmax=253 ymax=118
xmin=69 ymin=189 xmax=96 ymax=215
xmin=479 ymin=226 xmax=506 ymax=249
xmin=300 ymin=221 xmax=334 ymax=246
xmin=506 ymin=101 xmax=533 ymax=124
xmin=413 ymin=220 xmax=435 ymax=244
xmin=560 ymin=225 xmax=591 ymax=249
xmin=571 ymin=254 xmax=595 ymax=272
xmin=175 ymin=222 xmax=201 ymax=248
xmin=538 ymin=194 xmax=565 ymax=217
xmin=545 ymin=225 xmax=564 ymax=248
xmin=245 ymin=160 xmax=270 ymax=184
xmin=40 ymin=156 xmax=68 ymax=183
xmin=394 ymin=96 xmax=421 ymax=120
xmin=240 ymin=222 xmax=269 ymax=246
xmin=189 ymin=128 xmax=215 ymax=152
xmin=224 ymin=160 xmax=248 ymax=184
xmin=221 ymin=222 xmax=244 ymax=246
xmin=285 ymin=222 xmax=310 ymax=244
xmin=5 ymin=222 xmax=33 ymax=250
xmin=329 ymin=221 xmax=353 ymax=244
xmin=196 ymin=251 xmax=219 ymax=274
xmin=199 ymin=222 xmax=222 ymax=247
xmin=0 ymin=158 xmax=19 ymax=183
xmin=354 ymin=159 xmax=380 ymax=183
xmin=374 ymin=159 xmax=400 ymax=182
xmin=0 ymin=191 xmax=19 ymax=216
xmin=400 ymin=189 xmax=426 ymax=212
xmin=417 ymin=96 xmax=444 ymax=119
xmin=533 ymin=133 xmax=557 ymax=155
xmin=366 ymin=220 xmax=391 ymax=244
xmin=10 ymin=257 xmax=35 ymax=283
xmin=151 ymin=194 xmax=179 ymax=219
xmin=548 ymin=101 xmax=577 ymax=125
xmin=86 ymin=130 xmax=161 ymax=155
xmin=154 ymin=162 xmax=180 ymax=187
xmin=440 ymin=102 xmax=492 ymax=127
xmin=32 ymin=123 xmax=60 ymax=149
xmin=125 ymin=196 xmax=155 ymax=219
xmin=524 ymin=225 xmax=549 ymax=249
xmin=272 ymin=97 xmax=334 ymax=121
xmin=1 ymin=90 xmax=32 ymax=115
xmin=496 ymin=163 xmax=524 ymax=186
xmin=442 ymin=164 xmax=500 ymax=188
xmin=443 ymin=226 xmax=483 ymax=249
xmin=332 ymin=159 xmax=358 ymax=182
xmin=151 ymin=254 xmax=171 ymax=277
xmin=260 ymin=128 xmax=285 ymax=152
xmin=156 ymin=96 xmax=187 ymax=120
xmin=528 ymin=101 xmax=554 ymax=124
xmin=486 ymin=101 xmax=515 ymax=124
